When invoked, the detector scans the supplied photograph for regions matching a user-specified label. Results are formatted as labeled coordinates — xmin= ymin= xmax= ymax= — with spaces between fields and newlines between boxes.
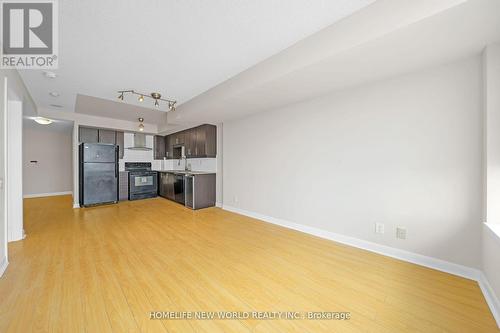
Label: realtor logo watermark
xmin=1 ymin=0 xmax=58 ymax=69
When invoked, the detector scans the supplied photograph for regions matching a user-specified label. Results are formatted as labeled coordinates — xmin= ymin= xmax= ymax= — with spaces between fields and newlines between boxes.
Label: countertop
xmin=154 ymin=170 xmax=216 ymax=175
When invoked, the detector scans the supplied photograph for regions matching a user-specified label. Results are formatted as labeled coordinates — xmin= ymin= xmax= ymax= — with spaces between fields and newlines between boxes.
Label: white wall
xmin=223 ymin=56 xmax=483 ymax=268
xmin=483 ymin=224 xmax=500 ymax=318
xmin=23 ymin=125 xmax=73 ymax=196
xmin=483 ymin=43 xmax=500 ymax=311
xmin=485 ymin=43 xmax=500 ymax=223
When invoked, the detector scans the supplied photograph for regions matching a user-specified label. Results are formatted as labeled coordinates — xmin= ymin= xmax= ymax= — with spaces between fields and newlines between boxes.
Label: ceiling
xmin=75 ymin=94 xmax=168 ymax=124
xmin=175 ymin=0 xmax=500 ymax=123
xmin=19 ymin=0 xmax=375 ymax=121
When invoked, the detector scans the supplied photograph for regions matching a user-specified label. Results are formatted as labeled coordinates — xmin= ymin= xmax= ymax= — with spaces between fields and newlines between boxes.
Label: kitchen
xmin=78 ymin=123 xmax=218 ymax=210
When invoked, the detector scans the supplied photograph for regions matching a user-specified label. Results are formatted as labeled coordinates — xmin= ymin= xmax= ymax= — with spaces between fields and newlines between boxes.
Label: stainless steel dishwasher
xmin=173 ymin=174 xmax=185 ymax=204
xmin=184 ymin=174 xmax=194 ymax=209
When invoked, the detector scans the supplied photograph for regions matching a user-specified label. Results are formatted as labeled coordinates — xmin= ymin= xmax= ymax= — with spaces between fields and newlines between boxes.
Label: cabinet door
xmin=98 ymin=129 xmax=116 ymax=144
xmin=79 ymin=127 xmax=99 ymax=143
xmin=165 ymin=136 xmax=173 ymax=159
xmin=195 ymin=126 xmax=206 ymax=157
xmin=172 ymin=131 xmax=185 ymax=145
xmin=116 ymin=131 xmax=124 ymax=159
xmin=154 ymin=135 xmax=166 ymax=159
xmin=158 ymin=173 xmax=167 ymax=197
xmin=184 ymin=128 xmax=195 ymax=157
xmin=166 ymin=173 xmax=175 ymax=200
xmin=204 ymin=125 xmax=217 ymax=157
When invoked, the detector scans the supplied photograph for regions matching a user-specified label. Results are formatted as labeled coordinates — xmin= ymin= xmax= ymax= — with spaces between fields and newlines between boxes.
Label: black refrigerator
xmin=79 ymin=143 xmax=118 ymax=207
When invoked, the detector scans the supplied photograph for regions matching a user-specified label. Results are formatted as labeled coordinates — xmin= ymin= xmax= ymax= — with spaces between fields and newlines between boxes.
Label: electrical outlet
xmin=396 ymin=226 xmax=407 ymax=240
xmin=375 ymin=223 xmax=385 ymax=234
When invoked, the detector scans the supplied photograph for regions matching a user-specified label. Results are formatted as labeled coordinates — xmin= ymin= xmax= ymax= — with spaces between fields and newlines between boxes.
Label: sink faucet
xmin=183 ymin=155 xmax=189 ymax=171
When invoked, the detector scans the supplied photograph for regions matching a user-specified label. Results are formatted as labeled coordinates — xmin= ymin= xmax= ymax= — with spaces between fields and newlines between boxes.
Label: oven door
xmin=129 ymin=172 xmax=158 ymax=196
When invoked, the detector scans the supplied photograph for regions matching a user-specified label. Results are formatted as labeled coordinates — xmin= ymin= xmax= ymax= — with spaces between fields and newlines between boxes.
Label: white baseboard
xmin=23 ymin=191 xmax=72 ymax=199
xmin=73 ymin=203 xmax=80 ymax=209
xmin=479 ymin=272 xmax=500 ymax=326
xmin=0 ymin=257 xmax=8 ymax=278
xmin=215 ymin=201 xmax=222 ymax=208
xmin=222 ymin=205 xmax=499 ymax=328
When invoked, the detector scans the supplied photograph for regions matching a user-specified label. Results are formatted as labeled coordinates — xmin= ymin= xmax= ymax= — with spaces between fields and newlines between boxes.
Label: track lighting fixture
xmin=138 ymin=117 xmax=145 ymax=131
xmin=116 ymin=90 xmax=176 ymax=111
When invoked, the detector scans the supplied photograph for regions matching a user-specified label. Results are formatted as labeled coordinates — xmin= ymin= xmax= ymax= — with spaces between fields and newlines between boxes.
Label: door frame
xmin=1 ymin=76 xmax=8 ymax=269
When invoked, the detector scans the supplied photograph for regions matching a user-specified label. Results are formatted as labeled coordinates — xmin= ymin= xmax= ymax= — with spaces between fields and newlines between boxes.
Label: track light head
xmin=118 ymin=92 xmax=124 ymax=100
xmin=168 ymin=101 xmax=176 ymax=112
xmin=138 ymin=95 xmax=144 ymax=102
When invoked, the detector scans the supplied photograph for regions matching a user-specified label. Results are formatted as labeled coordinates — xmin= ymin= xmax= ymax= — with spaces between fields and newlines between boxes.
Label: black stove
xmin=125 ymin=163 xmax=158 ymax=200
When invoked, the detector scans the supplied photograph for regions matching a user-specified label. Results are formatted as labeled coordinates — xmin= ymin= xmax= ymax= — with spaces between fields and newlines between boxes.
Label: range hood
xmin=127 ymin=133 xmax=152 ymax=151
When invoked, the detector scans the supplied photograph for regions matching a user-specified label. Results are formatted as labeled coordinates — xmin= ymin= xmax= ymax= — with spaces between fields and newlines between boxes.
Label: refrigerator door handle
xmin=115 ymin=147 xmax=119 ymax=178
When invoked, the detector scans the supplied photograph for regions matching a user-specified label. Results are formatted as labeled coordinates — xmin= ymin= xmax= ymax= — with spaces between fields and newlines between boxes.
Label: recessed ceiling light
xmin=33 ymin=117 xmax=53 ymax=125
xmin=50 ymin=104 xmax=63 ymax=108
xmin=43 ymin=71 xmax=57 ymax=78
xmin=49 ymin=92 xmax=60 ymax=97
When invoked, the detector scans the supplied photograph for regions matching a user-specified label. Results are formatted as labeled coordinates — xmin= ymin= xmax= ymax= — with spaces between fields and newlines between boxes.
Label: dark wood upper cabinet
xmin=184 ymin=128 xmax=197 ymax=157
xmin=98 ymin=129 xmax=116 ymax=144
xmin=195 ymin=124 xmax=216 ymax=158
xmin=116 ymin=131 xmax=124 ymax=159
xmin=79 ymin=127 xmax=99 ymax=143
xmin=154 ymin=135 xmax=166 ymax=160
xmin=80 ymin=126 xmax=124 ymax=158
xmin=171 ymin=131 xmax=185 ymax=146
xmin=161 ymin=124 xmax=216 ymax=159
xmin=165 ymin=136 xmax=172 ymax=159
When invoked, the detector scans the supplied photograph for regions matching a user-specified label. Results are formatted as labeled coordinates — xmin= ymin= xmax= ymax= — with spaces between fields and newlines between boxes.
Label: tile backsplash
xmin=153 ymin=158 xmax=217 ymax=173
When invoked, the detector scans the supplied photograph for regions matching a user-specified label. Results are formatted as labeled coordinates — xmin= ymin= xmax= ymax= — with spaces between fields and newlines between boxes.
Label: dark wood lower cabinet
xmin=158 ymin=172 xmax=175 ymax=200
xmin=158 ymin=172 xmax=215 ymax=209
xmin=119 ymin=171 xmax=129 ymax=201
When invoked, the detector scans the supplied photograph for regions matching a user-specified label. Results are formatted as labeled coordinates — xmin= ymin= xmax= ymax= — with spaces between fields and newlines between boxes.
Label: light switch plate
xmin=375 ymin=223 xmax=385 ymax=234
xmin=396 ymin=226 xmax=407 ymax=239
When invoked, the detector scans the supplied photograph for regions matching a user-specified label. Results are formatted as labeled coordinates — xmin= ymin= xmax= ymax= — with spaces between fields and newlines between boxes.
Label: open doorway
xmin=22 ymin=118 xmax=73 ymax=198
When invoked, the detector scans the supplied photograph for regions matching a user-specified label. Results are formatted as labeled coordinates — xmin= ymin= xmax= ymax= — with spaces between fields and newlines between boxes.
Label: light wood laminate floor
xmin=0 ymin=195 xmax=498 ymax=332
